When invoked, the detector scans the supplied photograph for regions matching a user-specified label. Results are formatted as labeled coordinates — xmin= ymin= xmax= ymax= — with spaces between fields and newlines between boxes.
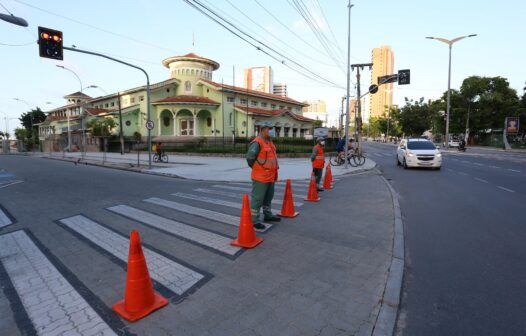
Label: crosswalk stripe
xmin=212 ymin=185 xmax=305 ymax=199
xmin=58 ymin=215 xmax=206 ymax=296
xmin=0 ymin=230 xmax=118 ymax=335
xmin=192 ymin=188 xmax=304 ymax=207
xmin=107 ymin=204 xmax=241 ymax=257
xmin=144 ymin=197 xmax=273 ymax=232
xmin=0 ymin=205 xmax=13 ymax=229
xmin=230 ymin=182 xmax=309 ymax=190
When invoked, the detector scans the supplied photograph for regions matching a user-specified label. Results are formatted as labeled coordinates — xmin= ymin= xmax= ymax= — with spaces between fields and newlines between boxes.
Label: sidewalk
xmin=35 ymin=151 xmax=376 ymax=182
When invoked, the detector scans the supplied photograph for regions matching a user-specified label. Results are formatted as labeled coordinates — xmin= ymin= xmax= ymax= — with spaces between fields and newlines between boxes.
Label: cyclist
xmin=336 ymin=137 xmax=354 ymax=160
xmin=156 ymin=142 xmax=162 ymax=158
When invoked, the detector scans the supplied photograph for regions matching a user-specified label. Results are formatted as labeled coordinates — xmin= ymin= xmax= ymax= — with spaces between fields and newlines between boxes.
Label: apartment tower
xmin=370 ymin=45 xmax=394 ymax=119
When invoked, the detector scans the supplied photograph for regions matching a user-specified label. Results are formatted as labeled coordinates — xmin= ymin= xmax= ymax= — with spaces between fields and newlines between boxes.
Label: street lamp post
xmin=13 ymin=98 xmax=36 ymax=152
xmin=426 ymin=34 xmax=477 ymax=148
xmin=56 ymin=65 xmax=84 ymax=155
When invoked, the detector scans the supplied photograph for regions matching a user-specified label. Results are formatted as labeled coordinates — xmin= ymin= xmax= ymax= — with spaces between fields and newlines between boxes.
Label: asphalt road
xmin=364 ymin=142 xmax=526 ymax=336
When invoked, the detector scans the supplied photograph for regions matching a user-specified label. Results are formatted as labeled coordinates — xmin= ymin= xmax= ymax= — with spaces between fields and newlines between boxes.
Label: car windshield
xmin=407 ymin=141 xmax=436 ymax=150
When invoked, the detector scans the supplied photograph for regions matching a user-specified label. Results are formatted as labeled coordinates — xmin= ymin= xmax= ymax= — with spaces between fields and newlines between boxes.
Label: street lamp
xmin=85 ymin=85 xmax=108 ymax=95
xmin=56 ymin=65 xmax=84 ymax=154
xmin=426 ymin=34 xmax=477 ymax=148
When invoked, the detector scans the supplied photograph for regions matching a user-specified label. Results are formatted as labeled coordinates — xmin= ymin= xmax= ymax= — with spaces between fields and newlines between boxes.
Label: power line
xmin=14 ymin=0 xmax=177 ymax=53
xmin=184 ymin=0 xmax=345 ymax=88
xmin=313 ymin=0 xmax=345 ymax=58
xmin=222 ymin=0 xmax=339 ymax=68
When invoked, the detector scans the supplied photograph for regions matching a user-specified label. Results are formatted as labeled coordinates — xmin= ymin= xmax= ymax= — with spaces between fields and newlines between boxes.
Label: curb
xmin=372 ymin=174 xmax=405 ymax=336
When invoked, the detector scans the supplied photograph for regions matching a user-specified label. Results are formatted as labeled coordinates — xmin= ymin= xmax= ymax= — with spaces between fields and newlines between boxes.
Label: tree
xmin=88 ymin=117 xmax=117 ymax=137
xmin=397 ymin=98 xmax=440 ymax=136
xmin=19 ymin=107 xmax=46 ymax=143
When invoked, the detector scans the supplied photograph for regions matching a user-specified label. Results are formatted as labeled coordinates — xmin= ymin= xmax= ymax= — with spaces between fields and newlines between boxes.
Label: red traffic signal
xmin=38 ymin=26 xmax=63 ymax=60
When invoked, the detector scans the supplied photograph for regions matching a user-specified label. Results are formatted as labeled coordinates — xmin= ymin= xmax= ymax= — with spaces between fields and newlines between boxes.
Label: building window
xmin=207 ymin=117 xmax=212 ymax=127
xmin=227 ymin=96 xmax=234 ymax=103
xmin=166 ymin=88 xmax=170 ymax=93
xmin=287 ymin=107 xmax=292 ymax=111
xmin=240 ymin=98 xmax=247 ymax=105
xmin=131 ymin=97 xmax=135 ymax=103
xmin=125 ymin=120 xmax=131 ymax=126
xmin=185 ymin=81 xmax=192 ymax=93
xmin=105 ymin=103 xmax=109 ymax=108
xmin=139 ymin=96 xmax=144 ymax=101
xmin=271 ymin=104 xmax=276 ymax=109
xmin=111 ymin=102 xmax=115 ymax=107
xmin=279 ymin=105 xmax=285 ymax=109
xmin=229 ymin=113 xmax=232 ymax=126
xmin=261 ymin=102 xmax=268 ymax=108
xmin=251 ymin=100 xmax=258 ymax=106
xmin=163 ymin=116 xmax=170 ymax=127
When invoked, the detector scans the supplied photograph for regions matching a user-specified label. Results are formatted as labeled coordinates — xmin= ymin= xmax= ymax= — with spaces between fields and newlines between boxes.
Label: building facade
xmin=38 ymin=53 xmax=314 ymax=150
xmin=369 ymin=45 xmax=394 ymax=119
xmin=302 ymin=100 xmax=328 ymax=126
xmin=243 ymin=66 xmax=273 ymax=94
xmin=273 ymin=83 xmax=288 ymax=97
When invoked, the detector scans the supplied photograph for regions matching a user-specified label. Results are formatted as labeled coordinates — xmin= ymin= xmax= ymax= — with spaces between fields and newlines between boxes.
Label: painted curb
xmin=372 ymin=174 xmax=405 ymax=336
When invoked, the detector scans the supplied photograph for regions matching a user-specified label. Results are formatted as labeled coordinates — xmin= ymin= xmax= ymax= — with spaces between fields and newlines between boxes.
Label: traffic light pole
xmin=63 ymin=46 xmax=152 ymax=169
xmin=351 ymin=63 xmax=373 ymax=154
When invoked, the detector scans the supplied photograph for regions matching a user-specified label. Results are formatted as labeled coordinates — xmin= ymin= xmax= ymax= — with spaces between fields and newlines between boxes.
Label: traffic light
xmin=38 ymin=26 xmax=63 ymax=60
xmin=398 ymin=69 xmax=410 ymax=85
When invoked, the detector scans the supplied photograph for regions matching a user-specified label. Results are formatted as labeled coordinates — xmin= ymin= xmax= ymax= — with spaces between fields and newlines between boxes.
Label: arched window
xmin=229 ymin=113 xmax=232 ymax=126
xmin=207 ymin=117 xmax=212 ymax=127
xmin=163 ymin=116 xmax=171 ymax=127
xmin=185 ymin=81 xmax=192 ymax=93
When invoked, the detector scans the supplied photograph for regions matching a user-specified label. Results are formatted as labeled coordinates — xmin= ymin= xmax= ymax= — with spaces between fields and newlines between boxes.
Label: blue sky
xmin=1 ymin=0 xmax=525 ymax=134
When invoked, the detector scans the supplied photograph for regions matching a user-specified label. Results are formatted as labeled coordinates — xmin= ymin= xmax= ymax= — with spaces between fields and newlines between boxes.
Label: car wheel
xmin=397 ymin=156 xmax=401 ymax=166
xmin=403 ymin=158 xmax=408 ymax=169
xmin=436 ymin=166 xmax=441 ymax=170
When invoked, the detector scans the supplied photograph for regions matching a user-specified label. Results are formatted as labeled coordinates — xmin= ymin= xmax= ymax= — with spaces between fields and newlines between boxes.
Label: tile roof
xmin=45 ymin=115 xmax=81 ymax=121
xmin=153 ymin=95 xmax=220 ymax=105
xmin=234 ymin=105 xmax=315 ymax=122
xmin=201 ymin=80 xmax=306 ymax=106
xmin=64 ymin=92 xmax=92 ymax=99
xmin=85 ymin=107 xmax=117 ymax=115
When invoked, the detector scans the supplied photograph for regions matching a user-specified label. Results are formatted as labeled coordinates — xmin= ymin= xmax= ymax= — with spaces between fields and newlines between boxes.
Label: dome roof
xmin=162 ymin=53 xmax=219 ymax=71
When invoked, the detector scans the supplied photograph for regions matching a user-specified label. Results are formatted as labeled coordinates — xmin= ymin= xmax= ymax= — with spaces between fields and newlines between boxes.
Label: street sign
xmin=314 ymin=127 xmax=329 ymax=138
xmin=145 ymin=120 xmax=154 ymax=130
xmin=378 ymin=74 xmax=398 ymax=85
xmin=369 ymin=84 xmax=379 ymax=94
xmin=398 ymin=69 xmax=410 ymax=85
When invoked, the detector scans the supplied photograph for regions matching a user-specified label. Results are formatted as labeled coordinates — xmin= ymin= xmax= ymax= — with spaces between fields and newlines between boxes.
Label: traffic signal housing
xmin=38 ymin=26 xmax=63 ymax=60
xmin=398 ymin=69 xmax=410 ymax=85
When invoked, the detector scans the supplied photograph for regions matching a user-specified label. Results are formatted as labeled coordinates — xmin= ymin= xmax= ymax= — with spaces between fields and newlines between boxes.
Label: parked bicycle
xmin=330 ymin=148 xmax=366 ymax=167
xmin=153 ymin=152 xmax=169 ymax=163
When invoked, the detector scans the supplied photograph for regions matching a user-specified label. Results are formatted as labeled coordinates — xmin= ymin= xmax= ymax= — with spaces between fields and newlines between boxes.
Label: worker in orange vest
xmin=311 ymin=137 xmax=326 ymax=192
xmin=246 ymin=122 xmax=280 ymax=230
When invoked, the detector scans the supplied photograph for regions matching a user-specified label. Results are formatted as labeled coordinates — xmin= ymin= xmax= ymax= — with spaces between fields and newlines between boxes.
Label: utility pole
xmin=117 ymin=91 xmax=124 ymax=154
xmin=343 ymin=0 xmax=353 ymax=168
xmin=351 ymin=63 xmax=373 ymax=153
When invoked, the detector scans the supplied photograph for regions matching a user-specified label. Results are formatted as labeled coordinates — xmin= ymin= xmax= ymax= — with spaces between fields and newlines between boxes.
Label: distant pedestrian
xmin=246 ymin=122 xmax=281 ymax=230
xmin=311 ymin=137 xmax=325 ymax=192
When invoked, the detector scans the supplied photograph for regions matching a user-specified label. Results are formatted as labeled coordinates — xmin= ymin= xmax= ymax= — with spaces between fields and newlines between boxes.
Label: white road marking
xmin=144 ymin=197 xmax=272 ymax=232
xmin=473 ymin=163 xmax=484 ymax=166
xmin=0 ymin=208 xmax=12 ymax=228
xmin=59 ymin=215 xmax=204 ymax=294
xmin=458 ymin=172 xmax=468 ymax=176
xmin=507 ymin=169 xmax=521 ymax=173
xmin=107 ymin=205 xmax=241 ymax=256
xmin=474 ymin=178 xmax=488 ymax=183
xmin=0 ymin=230 xmax=117 ymax=336
xmin=0 ymin=180 xmax=24 ymax=189
xmin=230 ymin=182 xmax=308 ymax=190
xmin=496 ymin=186 xmax=515 ymax=193
xmin=213 ymin=185 xmax=305 ymax=199
xmin=489 ymin=166 xmax=501 ymax=169
xmin=193 ymin=188 xmax=303 ymax=207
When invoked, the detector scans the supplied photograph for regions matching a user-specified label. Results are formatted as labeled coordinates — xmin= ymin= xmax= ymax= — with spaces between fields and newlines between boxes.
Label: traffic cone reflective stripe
xmin=113 ymin=230 xmax=168 ymax=322
xmin=304 ymin=172 xmax=320 ymax=202
xmin=231 ymin=194 xmax=264 ymax=248
xmin=277 ymin=179 xmax=299 ymax=217
xmin=323 ymin=162 xmax=333 ymax=189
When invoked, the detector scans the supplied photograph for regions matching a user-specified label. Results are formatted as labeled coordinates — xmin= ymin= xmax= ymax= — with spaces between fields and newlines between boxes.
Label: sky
xmin=1 ymin=0 xmax=525 ymax=136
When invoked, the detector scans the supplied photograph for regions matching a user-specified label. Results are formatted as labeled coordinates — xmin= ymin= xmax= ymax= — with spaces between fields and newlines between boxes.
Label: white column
xmin=157 ymin=114 xmax=161 ymax=136
xmin=212 ymin=117 xmax=215 ymax=135
xmin=193 ymin=114 xmax=197 ymax=136
xmin=172 ymin=110 xmax=177 ymax=136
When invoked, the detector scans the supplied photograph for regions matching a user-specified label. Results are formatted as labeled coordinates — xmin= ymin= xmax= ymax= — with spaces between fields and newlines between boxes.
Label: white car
xmin=397 ymin=138 xmax=442 ymax=170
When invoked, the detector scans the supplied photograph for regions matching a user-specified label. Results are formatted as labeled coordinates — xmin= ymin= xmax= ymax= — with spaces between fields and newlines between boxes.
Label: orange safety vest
xmin=251 ymin=136 xmax=279 ymax=183
xmin=312 ymin=144 xmax=325 ymax=168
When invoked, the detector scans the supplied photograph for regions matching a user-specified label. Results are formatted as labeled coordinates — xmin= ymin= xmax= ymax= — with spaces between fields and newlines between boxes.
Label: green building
xmin=38 ymin=53 xmax=314 ymax=151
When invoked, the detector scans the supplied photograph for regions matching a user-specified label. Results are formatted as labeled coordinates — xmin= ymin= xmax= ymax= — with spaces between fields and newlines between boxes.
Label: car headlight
xmin=407 ymin=151 xmax=414 ymax=157
xmin=436 ymin=153 xmax=442 ymax=157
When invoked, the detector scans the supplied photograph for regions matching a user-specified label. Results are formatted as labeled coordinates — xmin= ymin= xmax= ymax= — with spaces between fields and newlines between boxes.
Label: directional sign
xmin=146 ymin=120 xmax=154 ymax=130
xmin=378 ymin=74 xmax=398 ymax=85
xmin=398 ymin=69 xmax=410 ymax=85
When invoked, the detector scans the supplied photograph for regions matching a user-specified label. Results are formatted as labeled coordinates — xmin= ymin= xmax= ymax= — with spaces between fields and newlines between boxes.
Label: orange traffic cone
xmin=277 ymin=179 xmax=299 ymax=217
xmin=304 ymin=172 xmax=321 ymax=202
xmin=231 ymin=194 xmax=264 ymax=248
xmin=323 ymin=162 xmax=333 ymax=189
xmin=113 ymin=230 xmax=168 ymax=322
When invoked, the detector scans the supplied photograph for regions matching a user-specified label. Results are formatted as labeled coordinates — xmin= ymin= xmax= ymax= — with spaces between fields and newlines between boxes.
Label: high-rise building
xmin=273 ymin=83 xmax=287 ymax=97
xmin=302 ymin=100 xmax=328 ymax=126
xmin=369 ymin=45 xmax=394 ymax=119
xmin=244 ymin=66 xmax=273 ymax=93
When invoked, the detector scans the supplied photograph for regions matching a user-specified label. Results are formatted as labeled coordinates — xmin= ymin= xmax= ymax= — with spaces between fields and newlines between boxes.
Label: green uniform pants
xmin=313 ymin=168 xmax=323 ymax=187
xmin=250 ymin=180 xmax=275 ymax=224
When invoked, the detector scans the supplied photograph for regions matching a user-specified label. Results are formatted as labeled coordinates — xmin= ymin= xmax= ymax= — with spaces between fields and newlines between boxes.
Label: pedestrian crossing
xmin=0 ymin=178 xmax=332 ymax=334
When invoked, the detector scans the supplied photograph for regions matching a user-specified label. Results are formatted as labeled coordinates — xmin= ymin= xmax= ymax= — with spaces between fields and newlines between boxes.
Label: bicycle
xmin=153 ymin=152 xmax=169 ymax=163
xmin=330 ymin=148 xmax=366 ymax=167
